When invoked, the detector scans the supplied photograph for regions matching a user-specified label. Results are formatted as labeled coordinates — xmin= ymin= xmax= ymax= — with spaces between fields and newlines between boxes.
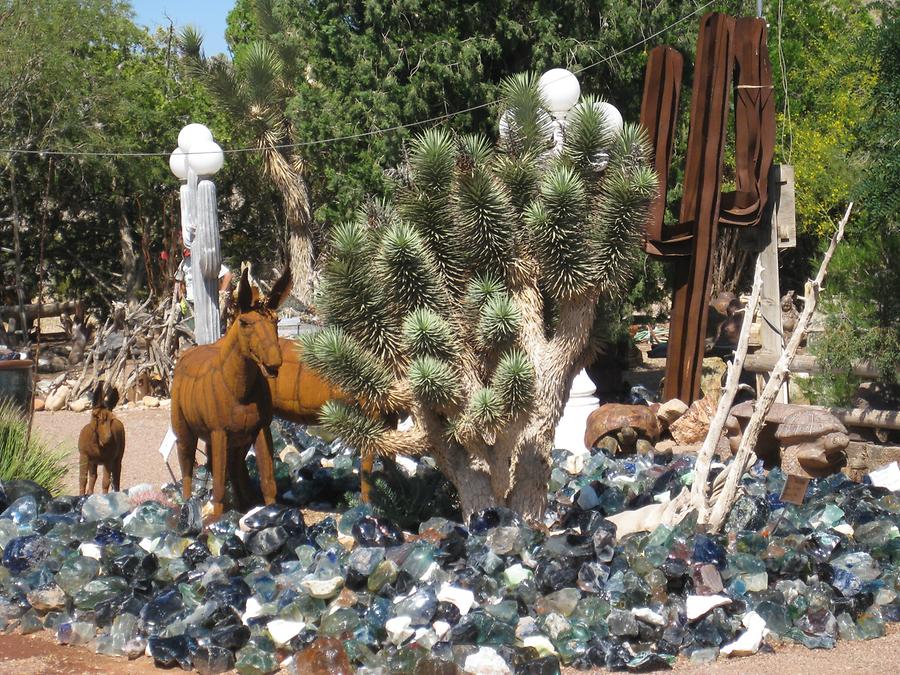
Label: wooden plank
xmin=773 ymin=164 xmax=797 ymax=248
xmin=743 ymin=352 xmax=898 ymax=378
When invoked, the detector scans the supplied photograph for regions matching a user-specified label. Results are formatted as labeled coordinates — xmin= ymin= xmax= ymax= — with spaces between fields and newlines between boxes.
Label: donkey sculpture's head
xmin=234 ymin=267 xmax=292 ymax=379
xmin=90 ymin=383 xmax=120 ymax=446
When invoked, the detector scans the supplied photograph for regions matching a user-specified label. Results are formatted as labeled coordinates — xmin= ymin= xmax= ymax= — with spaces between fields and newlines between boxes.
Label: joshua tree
xmin=303 ymin=74 xmax=656 ymax=520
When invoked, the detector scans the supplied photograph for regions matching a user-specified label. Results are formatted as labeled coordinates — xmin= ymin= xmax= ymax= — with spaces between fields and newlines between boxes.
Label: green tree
xmin=302 ymin=76 xmax=655 ymax=519
xmin=226 ymin=0 xmax=732 ymax=232
xmin=807 ymin=3 xmax=900 ymax=405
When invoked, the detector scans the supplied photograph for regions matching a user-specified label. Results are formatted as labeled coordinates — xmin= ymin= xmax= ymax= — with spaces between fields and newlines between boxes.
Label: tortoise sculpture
xmin=775 ymin=408 xmax=849 ymax=478
xmin=584 ymin=403 xmax=661 ymax=455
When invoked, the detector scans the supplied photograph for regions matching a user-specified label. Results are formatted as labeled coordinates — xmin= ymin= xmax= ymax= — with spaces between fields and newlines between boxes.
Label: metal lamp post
xmin=169 ymin=124 xmax=225 ymax=346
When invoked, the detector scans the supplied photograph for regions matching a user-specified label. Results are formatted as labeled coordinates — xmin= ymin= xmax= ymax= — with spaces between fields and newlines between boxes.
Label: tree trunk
xmin=288 ymin=228 xmax=314 ymax=306
xmin=506 ymin=429 xmax=552 ymax=521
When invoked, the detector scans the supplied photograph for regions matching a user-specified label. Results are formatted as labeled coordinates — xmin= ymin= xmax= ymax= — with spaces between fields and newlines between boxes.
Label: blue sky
xmin=131 ymin=0 xmax=232 ymax=56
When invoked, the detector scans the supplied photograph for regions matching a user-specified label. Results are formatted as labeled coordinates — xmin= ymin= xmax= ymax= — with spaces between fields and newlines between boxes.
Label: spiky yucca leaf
xmin=456 ymin=168 xmax=514 ymax=274
xmin=492 ymin=349 xmax=535 ymax=415
xmin=410 ymin=128 xmax=456 ymax=193
xmin=607 ymin=122 xmax=652 ymax=173
xmin=376 ymin=221 xmax=445 ymax=315
xmin=409 ymin=356 xmax=459 ymax=408
xmin=468 ymin=387 xmax=504 ymax=428
xmin=477 ymin=294 xmax=521 ymax=347
xmin=397 ymin=191 xmax=466 ymax=294
xmin=356 ymin=196 xmax=397 ymax=230
xmin=564 ymin=96 xmax=617 ymax=174
xmin=465 ymin=274 xmax=506 ymax=311
xmin=526 ymin=166 xmax=594 ymax=300
xmin=594 ymin=166 xmax=656 ymax=298
xmin=498 ymin=72 xmax=554 ymax=156
xmin=402 ymin=308 xmax=457 ymax=360
xmin=494 ymin=153 xmax=542 ymax=214
xmin=302 ymin=327 xmax=395 ymax=405
xmin=331 ymin=220 xmax=370 ymax=260
xmin=456 ymin=134 xmax=493 ymax=172
xmin=319 ymin=401 xmax=392 ymax=455
xmin=240 ymin=41 xmax=283 ymax=109
xmin=319 ymin=223 xmax=403 ymax=362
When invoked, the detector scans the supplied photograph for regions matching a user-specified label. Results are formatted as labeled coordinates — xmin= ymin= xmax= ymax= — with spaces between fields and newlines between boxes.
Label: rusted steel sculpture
xmin=640 ymin=13 xmax=776 ymax=403
xmin=171 ymin=268 xmax=292 ymax=515
xmin=268 ymin=339 xmax=386 ymax=502
xmin=78 ymin=384 xmax=125 ymax=494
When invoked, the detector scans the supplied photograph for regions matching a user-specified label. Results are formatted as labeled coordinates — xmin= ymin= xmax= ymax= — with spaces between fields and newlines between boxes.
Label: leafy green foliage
xmin=402 ymin=309 xmax=457 ymax=360
xmin=477 ymin=294 xmax=522 ymax=348
xmin=806 ymin=2 xmax=900 ymax=405
xmin=0 ymin=401 xmax=68 ymax=495
xmin=409 ymin=356 xmax=459 ymax=408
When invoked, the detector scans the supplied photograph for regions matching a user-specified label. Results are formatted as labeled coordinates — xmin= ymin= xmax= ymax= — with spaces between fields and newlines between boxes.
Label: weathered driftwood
xmin=730 ymin=400 xmax=900 ymax=433
xmin=171 ymin=269 xmax=291 ymax=516
xmin=705 ymin=203 xmax=852 ymax=533
xmin=743 ymin=353 xmax=898 ymax=379
xmin=692 ymin=257 xmax=764 ymax=521
xmin=0 ymin=301 xmax=77 ymax=322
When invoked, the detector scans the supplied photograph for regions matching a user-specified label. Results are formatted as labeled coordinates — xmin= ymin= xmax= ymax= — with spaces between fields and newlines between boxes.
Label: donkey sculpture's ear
xmin=237 ymin=267 xmax=253 ymax=314
xmin=266 ymin=268 xmax=293 ymax=311
xmin=104 ymin=386 xmax=120 ymax=410
xmin=91 ymin=383 xmax=105 ymax=409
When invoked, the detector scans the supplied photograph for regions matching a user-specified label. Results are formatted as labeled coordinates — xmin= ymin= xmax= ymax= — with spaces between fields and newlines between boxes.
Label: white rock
xmin=278 ymin=444 xmax=300 ymax=462
xmin=139 ymin=537 xmax=160 ymax=553
xmin=385 ymin=615 xmax=414 ymax=646
xmin=44 ymin=386 xmax=70 ymax=411
xmin=68 ymin=397 xmax=91 ymax=412
xmin=657 ymin=398 xmax=689 ymax=424
xmin=433 ymin=620 xmax=451 ymax=639
xmin=869 ymin=462 xmax=900 ymax=491
xmin=438 ymin=585 xmax=475 ymax=616
xmin=523 ymin=635 xmax=556 ymax=656
xmin=721 ymin=611 xmax=767 ymax=656
xmin=632 ymin=607 xmax=666 ymax=626
xmin=267 ymin=618 xmax=305 ymax=645
xmin=393 ymin=454 xmax=418 ymax=477
xmin=563 ymin=452 xmax=586 ymax=475
xmin=242 ymin=597 xmax=264 ymax=624
xmin=142 ymin=395 xmax=160 ymax=408
xmin=463 ymin=647 xmax=512 ymax=675
xmin=79 ymin=543 xmax=102 ymax=559
xmin=300 ymin=575 xmax=344 ymax=599
xmin=686 ymin=594 xmax=732 ymax=621
xmin=833 ymin=523 xmax=855 ymax=537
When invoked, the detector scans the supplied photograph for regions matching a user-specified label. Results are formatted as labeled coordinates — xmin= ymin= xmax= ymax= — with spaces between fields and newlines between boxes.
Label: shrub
xmin=0 ymin=400 xmax=69 ymax=495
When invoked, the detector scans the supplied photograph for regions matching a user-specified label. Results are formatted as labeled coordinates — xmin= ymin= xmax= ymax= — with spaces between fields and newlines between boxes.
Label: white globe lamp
xmin=187 ymin=140 xmax=225 ymax=176
xmin=177 ymin=123 xmax=213 ymax=153
xmin=169 ymin=148 xmax=188 ymax=180
xmin=539 ymin=68 xmax=581 ymax=120
xmin=595 ymin=101 xmax=624 ymax=134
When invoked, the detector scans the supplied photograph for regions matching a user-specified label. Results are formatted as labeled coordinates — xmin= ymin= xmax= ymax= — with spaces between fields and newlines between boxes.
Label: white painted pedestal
xmin=553 ymin=369 xmax=599 ymax=454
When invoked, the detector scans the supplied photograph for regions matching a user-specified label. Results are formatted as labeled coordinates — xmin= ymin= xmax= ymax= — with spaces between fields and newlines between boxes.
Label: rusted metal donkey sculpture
xmin=78 ymin=384 xmax=125 ymax=494
xmin=171 ymin=268 xmax=292 ymax=515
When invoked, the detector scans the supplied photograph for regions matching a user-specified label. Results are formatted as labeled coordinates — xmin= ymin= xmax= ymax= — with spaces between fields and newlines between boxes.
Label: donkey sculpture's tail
xmin=78 ymin=384 xmax=125 ymax=494
xmin=171 ymin=268 xmax=292 ymax=516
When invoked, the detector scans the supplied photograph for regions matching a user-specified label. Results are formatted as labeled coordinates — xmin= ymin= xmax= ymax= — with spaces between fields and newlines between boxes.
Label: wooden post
xmin=757 ymin=181 xmax=788 ymax=402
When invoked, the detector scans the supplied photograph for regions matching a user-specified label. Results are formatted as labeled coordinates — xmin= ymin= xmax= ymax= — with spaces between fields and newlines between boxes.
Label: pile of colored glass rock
xmin=1 ymin=423 xmax=898 ymax=674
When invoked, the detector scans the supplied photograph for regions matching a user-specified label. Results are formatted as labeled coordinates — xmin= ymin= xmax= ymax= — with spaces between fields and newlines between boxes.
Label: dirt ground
xmin=19 ymin=407 xmax=900 ymax=674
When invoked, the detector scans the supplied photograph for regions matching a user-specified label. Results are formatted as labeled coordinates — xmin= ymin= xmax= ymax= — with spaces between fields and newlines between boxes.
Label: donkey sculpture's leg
xmin=229 ymin=446 xmax=256 ymax=512
xmin=79 ymin=454 xmax=88 ymax=495
xmin=111 ymin=456 xmax=123 ymax=493
xmin=210 ymin=430 xmax=228 ymax=517
xmin=254 ymin=426 xmax=278 ymax=505
xmin=360 ymin=450 xmax=375 ymax=503
xmin=86 ymin=463 xmax=98 ymax=494
xmin=101 ymin=464 xmax=112 ymax=494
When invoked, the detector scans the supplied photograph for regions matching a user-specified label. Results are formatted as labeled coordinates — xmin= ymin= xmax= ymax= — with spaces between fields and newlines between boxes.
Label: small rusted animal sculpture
xmin=78 ymin=384 xmax=125 ymax=494
xmin=585 ymin=403 xmax=661 ymax=455
xmin=775 ymin=408 xmax=849 ymax=478
xmin=171 ymin=268 xmax=292 ymax=516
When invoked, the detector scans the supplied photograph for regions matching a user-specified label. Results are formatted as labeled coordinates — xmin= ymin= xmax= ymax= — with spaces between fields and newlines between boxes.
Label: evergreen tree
xmin=302 ymin=75 xmax=655 ymax=519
